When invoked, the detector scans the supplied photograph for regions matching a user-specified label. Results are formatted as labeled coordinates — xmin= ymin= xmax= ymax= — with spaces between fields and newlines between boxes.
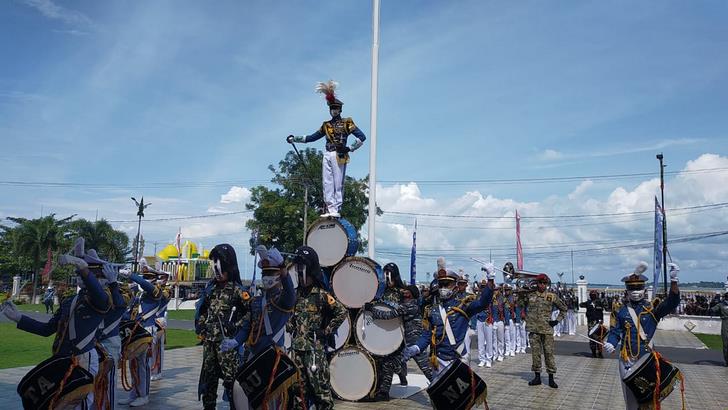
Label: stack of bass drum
xmin=296 ymin=217 xmax=405 ymax=401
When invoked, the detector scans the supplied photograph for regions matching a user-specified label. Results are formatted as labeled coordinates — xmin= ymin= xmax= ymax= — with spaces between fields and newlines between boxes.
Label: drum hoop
xmin=330 ymin=346 xmax=377 ymax=401
xmin=332 ymin=257 xmax=383 ymax=308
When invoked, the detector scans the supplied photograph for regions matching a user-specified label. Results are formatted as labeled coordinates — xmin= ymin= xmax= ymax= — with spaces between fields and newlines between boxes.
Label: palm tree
xmin=68 ymin=219 xmax=130 ymax=263
xmin=5 ymin=214 xmax=74 ymax=302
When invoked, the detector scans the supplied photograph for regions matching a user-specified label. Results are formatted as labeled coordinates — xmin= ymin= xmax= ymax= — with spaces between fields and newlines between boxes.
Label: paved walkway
xmin=1 ymin=333 xmax=726 ymax=410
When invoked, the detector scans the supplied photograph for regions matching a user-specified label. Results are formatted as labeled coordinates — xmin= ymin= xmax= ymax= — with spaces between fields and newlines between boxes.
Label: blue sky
xmin=1 ymin=0 xmax=728 ymax=284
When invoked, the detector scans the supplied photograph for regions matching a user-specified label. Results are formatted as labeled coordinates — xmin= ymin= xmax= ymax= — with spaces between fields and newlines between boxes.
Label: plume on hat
xmin=633 ymin=261 xmax=648 ymax=275
xmin=315 ymin=80 xmax=339 ymax=105
xmin=436 ymin=257 xmax=446 ymax=270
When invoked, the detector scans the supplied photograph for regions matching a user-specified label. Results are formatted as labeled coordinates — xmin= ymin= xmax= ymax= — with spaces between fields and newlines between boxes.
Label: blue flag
xmin=653 ymin=197 xmax=663 ymax=288
xmin=410 ymin=219 xmax=417 ymax=285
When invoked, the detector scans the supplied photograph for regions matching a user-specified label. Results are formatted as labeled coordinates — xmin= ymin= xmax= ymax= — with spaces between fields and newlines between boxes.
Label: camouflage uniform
xmin=709 ymin=300 xmax=728 ymax=366
xmin=288 ymin=287 xmax=347 ymax=410
xmin=195 ymin=281 xmax=250 ymax=409
xmin=522 ymin=290 xmax=566 ymax=374
xmin=372 ymin=287 xmax=404 ymax=397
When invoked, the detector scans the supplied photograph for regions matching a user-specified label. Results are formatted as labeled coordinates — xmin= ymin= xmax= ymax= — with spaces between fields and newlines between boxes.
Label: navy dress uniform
xmin=604 ymin=262 xmax=681 ymax=410
xmin=2 ymin=238 xmax=112 ymax=410
xmin=151 ymin=279 xmax=171 ymax=381
xmin=404 ymin=263 xmax=495 ymax=377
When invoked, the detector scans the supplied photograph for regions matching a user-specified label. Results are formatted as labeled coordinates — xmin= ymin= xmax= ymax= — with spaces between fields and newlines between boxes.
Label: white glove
xmin=402 ymin=345 xmax=420 ymax=361
xmin=349 ymin=139 xmax=364 ymax=152
xmin=118 ymin=269 xmax=132 ymax=279
xmin=668 ymin=263 xmax=680 ymax=282
xmin=58 ymin=254 xmax=88 ymax=270
xmin=102 ymin=264 xmax=118 ymax=283
xmin=603 ymin=342 xmax=615 ymax=354
xmin=1 ymin=301 xmax=22 ymax=323
xmin=483 ymin=263 xmax=496 ymax=280
xmin=220 ymin=338 xmax=239 ymax=353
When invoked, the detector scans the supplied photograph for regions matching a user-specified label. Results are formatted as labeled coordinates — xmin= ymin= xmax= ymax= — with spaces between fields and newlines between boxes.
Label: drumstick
xmin=576 ymin=333 xmax=605 ymax=346
xmin=228 ymin=306 xmax=236 ymax=323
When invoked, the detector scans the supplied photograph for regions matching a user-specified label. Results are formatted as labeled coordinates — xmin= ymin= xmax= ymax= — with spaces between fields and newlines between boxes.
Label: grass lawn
xmin=15 ymin=303 xmax=196 ymax=321
xmin=695 ymin=333 xmax=724 ymax=351
xmin=0 ymin=323 xmax=199 ymax=369
xmin=16 ymin=303 xmax=51 ymax=313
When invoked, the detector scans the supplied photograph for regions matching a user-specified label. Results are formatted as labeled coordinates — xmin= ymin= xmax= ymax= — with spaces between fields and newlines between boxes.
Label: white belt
xmin=142 ymin=306 xmax=160 ymax=321
xmin=102 ymin=316 xmax=123 ymax=336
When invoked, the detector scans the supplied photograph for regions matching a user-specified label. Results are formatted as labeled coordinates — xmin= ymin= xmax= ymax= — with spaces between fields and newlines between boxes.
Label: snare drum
xmin=120 ymin=320 xmax=152 ymax=358
xmin=427 ymin=359 xmax=488 ymax=410
xmin=18 ymin=355 xmax=95 ymax=410
xmin=329 ymin=347 xmax=376 ymax=401
xmin=331 ymin=257 xmax=385 ymax=308
xmin=622 ymin=351 xmax=682 ymax=404
xmin=327 ymin=314 xmax=351 ymax=353
xmin=306 ymin=217 xmax=358 ymax=267
xmin=355 ymin=303 xmax=404 ymax=356
xmin=588 ymin=323 xmax=608 ymax=342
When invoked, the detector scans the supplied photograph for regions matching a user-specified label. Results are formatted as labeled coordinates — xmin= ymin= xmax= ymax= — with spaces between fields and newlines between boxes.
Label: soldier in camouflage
xmin=709 ymin=292 xmax=728 ymax=366
xmin=287 ymin=246 xmax=347 ymax=410
xmin=194 ymin=244 xmax=250 ymax=410
xmin=521 ymin=273 xmax=566 ymax=388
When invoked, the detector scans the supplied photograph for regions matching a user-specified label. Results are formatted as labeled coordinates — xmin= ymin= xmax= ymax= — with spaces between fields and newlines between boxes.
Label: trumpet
xmin=141 ymin=263 xmax=172 ymax=280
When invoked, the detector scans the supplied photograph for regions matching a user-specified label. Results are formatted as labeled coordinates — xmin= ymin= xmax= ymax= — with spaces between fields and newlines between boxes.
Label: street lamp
xmin=131 ymin=197 xmax=151 ymax=271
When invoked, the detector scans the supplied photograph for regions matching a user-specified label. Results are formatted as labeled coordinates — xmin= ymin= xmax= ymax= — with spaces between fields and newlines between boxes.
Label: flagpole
xmin=656 ymin=153 xmax=667 ymax=296
xmin=367 ymin=0 xmax=380 ymax=259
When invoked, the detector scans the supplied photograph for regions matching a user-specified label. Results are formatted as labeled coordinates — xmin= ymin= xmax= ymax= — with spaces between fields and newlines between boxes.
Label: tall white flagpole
xmin=368 ymin=0 xmax=380 ymax=259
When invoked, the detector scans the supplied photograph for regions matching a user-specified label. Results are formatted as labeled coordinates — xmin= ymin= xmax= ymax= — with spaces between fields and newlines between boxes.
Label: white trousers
xmin=129 ymin=326 xmax=155 ymax=400
xmin=100 ymin=335 xmax=121 ymax=408
xmin=74 ymin=348 xmax=98 ymax=410
xmin=322 ymin=150 xmax=346 ymax=213
xmin=567 ymin=310 xmax=576 ymax=335
xmin=552 ymin=311 xmax=562 ymax=336
xmin=483 ymin=323 xmax=495 ymax=362
xmin=505 ymin=319 xmax=516 ymax=354
xmin=464 ymin=328 xmax=476 ymax=362
xmin=515 ymin=321 xmax=528 ymax=351
xmin=476 ymin=321 xmax=488 ymax=363
xmin=492 ymin=320 xmax=505 ymax=358
xmin=152 ymin=320 xmax=165 ymax=377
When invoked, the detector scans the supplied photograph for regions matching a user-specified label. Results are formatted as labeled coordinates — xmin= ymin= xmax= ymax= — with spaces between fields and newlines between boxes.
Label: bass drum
xmin=327 ymin=314 xmax=351 ymax=353
xmin=331 ymin=257 xmax=384 ymax=309
xmin=306 ymin=217 xmax=358 ymax=267
xmin=355 ymin=303 xmax=404 ymax=356
xmin=17 ymin=355 xmax=95 ymax=410
xmin=329 ymin=347 xmax=376 ymax=401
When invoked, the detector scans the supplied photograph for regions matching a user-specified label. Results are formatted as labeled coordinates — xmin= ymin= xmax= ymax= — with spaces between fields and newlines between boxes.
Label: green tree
xmin=68 ymin=219 xmax=130 ymax=263
xmin=245 ymin=147 xmax=378 ymax=254
xmin=3 ymin=214 xmax=74 ymax=302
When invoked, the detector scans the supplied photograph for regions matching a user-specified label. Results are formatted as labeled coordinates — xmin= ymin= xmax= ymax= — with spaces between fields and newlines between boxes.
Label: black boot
xmin=597 ymin=351 xmax=604 ymax=358
xmin=591 ymin=349 xmax=597 ymax=358
xmin=528 ymin=372 xmax=541 ymax=386
xmin=548 ymin=374 xmax=558 ymax=389
xmin=398 ymin=374 xmax=408 ymax=386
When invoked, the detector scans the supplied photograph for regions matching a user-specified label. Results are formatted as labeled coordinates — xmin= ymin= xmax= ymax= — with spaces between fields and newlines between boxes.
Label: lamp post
xmin=131 ymin=197 xmax=151 ymax=272
xmin=656 ymin=154 xmax=667 ymax=296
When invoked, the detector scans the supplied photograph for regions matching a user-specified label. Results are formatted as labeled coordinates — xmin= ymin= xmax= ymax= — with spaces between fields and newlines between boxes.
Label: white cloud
xmin=539 ymin=149 xmax=564 ymax=161
xmin=568 ymin=180 xmax=594 ymax=200
xmin=19 ymin=0 xmax=94 ymax=28
xmin=220 ymin=186 xmax=251 ymax=204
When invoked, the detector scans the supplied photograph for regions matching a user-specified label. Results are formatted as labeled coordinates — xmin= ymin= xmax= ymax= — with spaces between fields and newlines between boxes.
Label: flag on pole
xmin=516 ymin=210 xmax=524 ymax=270
xmin=410 ymin=219 xmax=417 ymax=285
xmin=40 ymin=246 xmax=53 ymax=283
xmin=653 ymin=197 xmax=664 ymax=288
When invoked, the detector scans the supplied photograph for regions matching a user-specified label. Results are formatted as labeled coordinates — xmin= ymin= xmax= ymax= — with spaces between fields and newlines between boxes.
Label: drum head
xmin=232 ymin=381 xmax=250 ymax=410
xmin=355 ymin=304 xmax=404 ymax=356
xmin=306 ymin=218 xmax=357 ymax=267
xmin=332 ymin=257 xmax=382 ymax=308
xmin=329 ymin=348 xmax=375 ymax=401
xmin=327 ymin=314 xmax=351 ymax=353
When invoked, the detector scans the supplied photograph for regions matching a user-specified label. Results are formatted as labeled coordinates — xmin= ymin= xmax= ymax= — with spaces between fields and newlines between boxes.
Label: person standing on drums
xmin=521 ymin=273 xmax=566 ymax=388
xmin=603 ymin=262 xmax=681 ymax=410
xmin=709 ymin=291 xmax=728 ymax=366
xmin=288 ymin=246 xmax=347 ymax=410
xmin=2 ymin=237 xmax=112 ymax=410
xmin=580 ymin=290 xmax=606 ymax=358
xmin=403 ymin=261 xmax=495 ymax=377
xmin=287 ymin=80 xmax=366 ymax=218
xmin=195 ymin=244 xmax=250 ymax=410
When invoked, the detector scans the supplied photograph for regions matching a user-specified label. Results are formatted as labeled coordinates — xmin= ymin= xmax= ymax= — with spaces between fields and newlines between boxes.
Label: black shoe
xmin=399 ymin=375 xmax=408 ymax=386
xmin=591 ymin=350 xmax=597 ymax=358
xmin=548 ymin=374 xmax=558 ymax=389
xmin=597 ymin=351 xmax=604 ymax=358
xmin=360 ymin=392 xmax=390 ymax=402
xmin=528 ymin=373 xmax=541 ymax=386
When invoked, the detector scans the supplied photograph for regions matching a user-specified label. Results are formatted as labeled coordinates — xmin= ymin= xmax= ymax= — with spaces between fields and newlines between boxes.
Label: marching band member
xmin=151 ymin=273 xmax=171 ymax=381
xmin=491 ymin=285 xmax=507 ymax=362
xmin=514 ymin=289 xmax=528 ymax=354
xmin=287 ymin=80 xmax=366 ymax=217
xmin=402 ymin=260 xmax=495 ymax=377
xmin=475 ymin=281 xmax=491 ymax=367
xmin=604 ymin=262 xmax=682 ymax=410
xmin=564 ymin=289 xmax=578 ymax=336
xmin=504 ymin=284 xmax=517 ymax=357
xmin=288 ymin=246 xmax=348 ymax=410
xmin=195 ymin=244 xmax=250 ymax=410
xmin=580 ymin=290 xmax=606 ymax=358
xmin=2 ymin=237 xmax=112 ymax=410
xmin=521 ymin=273 xmax=566 ymax=388
xmin=117 ymin=260 xmax=168 ymax=407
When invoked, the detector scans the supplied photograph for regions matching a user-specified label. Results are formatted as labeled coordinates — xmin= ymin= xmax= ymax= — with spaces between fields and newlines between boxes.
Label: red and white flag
xmin=41 ymin=246 xmax=53 ymax=283
xmin=516 ymin=210 xmax=524 ymax=270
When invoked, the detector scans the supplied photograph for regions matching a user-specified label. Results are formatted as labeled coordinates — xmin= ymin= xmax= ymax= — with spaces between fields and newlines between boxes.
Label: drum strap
xmin=67 ymin=295 xmax=95 ymax=351
xmin=626 ymin=306 xmax=653 ymax=348
xmin=438 ymin=306 xmax=465 ymax=356
xmin=142 ymin=305 xmax=160 ymax=321
xmin=102 ymin=317 xmax=123 ymax=336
